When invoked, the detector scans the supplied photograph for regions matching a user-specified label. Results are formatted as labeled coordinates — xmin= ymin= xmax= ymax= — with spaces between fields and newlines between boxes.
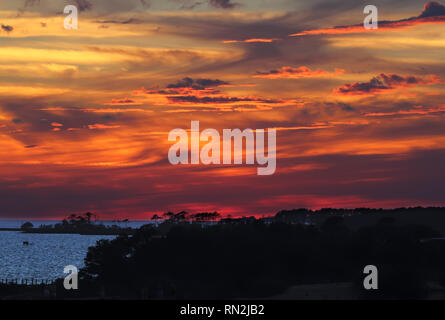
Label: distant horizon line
xmin=2 ymin=206 xmax=445 ymax=221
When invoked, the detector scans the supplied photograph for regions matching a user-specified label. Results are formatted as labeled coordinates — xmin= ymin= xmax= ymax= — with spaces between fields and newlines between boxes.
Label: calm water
xmin=0 ymin=231 xmax=116 ymax=281
xmin=0 ymin=219 xmax=154 ymax=229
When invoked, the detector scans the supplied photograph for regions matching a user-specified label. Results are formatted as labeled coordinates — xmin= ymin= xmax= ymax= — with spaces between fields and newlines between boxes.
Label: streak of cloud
xmin=334 ymin=73 xmax=444 ymax=96
xmin=254 ymin=66 xmax=346 ymax=79
xmin=290 ymin=1 xmax=445 ymax=37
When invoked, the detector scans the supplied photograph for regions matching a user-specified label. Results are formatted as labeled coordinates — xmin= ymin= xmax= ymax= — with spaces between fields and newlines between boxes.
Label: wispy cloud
xmin=209 ymin=0 xmax=238 ymax=9
xmin=254 ymin=66 xmax=346 ymax=79
xmin=290 ymin=1 xmax=445 ymax=37
xmin=134 ymin=77 xmax=300 ymax=109
xmin=75 ymin=0 xmax=93 ymax=12
xmin=88 ymin=123 xmax=121 ymax=130
xmin=223 ymin=38 xmax=280 ymax=44
xmin=365 ymin=105 xmax=445 ymax=117
xmin=334 ymin=73 xmax=444 ymax=96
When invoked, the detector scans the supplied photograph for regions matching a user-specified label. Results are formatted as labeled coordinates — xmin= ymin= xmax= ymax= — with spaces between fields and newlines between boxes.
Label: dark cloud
xmin=173 ymin=0 xmax=237 ymax=9
xmin=139 ymin=0 xmax=151 ymax=8
xmin=170 ymin=0 xmax=203 ymax=10
xmin=337 ymin=77 xmax=390 ymax=95
xmin=86 ymin=7 xmax=382 ymax=77
xmin=95 ymin=18 xmax=142 ymax=24
xmin=182 ymin=1 xmax=202 ymax=10
xmin=137 ymin=76 xmax=298 ymax=109
xmin=24 ymin=0 xmax=40 ymax=7
xmin=1 ymin=24 xmax=13 ymax=32
xmin=108 ymin=98 xmax=137 ymax=104
xmin=167 ymin=95 xmax=284 ymax=104
xmin=335 ymin=73 xmax=443 ymax=95
xmin=292 ymin=1 xmax=445 ymax=37
xmin=75 ymin=0 xmax=93 ymax=12
xmin=19 ymin=0 xmax=151 ymax=15
xmin=380 ymin=73 xmax=422 ymax=86
xmin=167 ymin=77 xmax=229 ymax=89
xmin=208 ymin=0 xmax=238 ymax=9
xmin=254 ymin=66 xmax=346 ymax=78
xmin=26 ymin=0 xmax=92 ymax=13
xmin=94 ymin=9 xmax=298 ymax=41
xmin=277 ymin=149 xmax=445 ymax=204
xmin=419 ymin=1 xmax=445 ymax=17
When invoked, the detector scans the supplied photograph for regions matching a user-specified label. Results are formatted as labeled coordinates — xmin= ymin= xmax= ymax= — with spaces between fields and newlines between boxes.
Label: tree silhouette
xmin=20 ymin=222 xmax=33 ymax=230
xmin=85 ymin=212 xmax=94 ymax=223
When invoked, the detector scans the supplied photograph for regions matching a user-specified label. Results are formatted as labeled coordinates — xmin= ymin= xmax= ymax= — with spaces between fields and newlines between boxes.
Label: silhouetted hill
xmin=273 ymin=207 xmax=445 ymax=233
xmin=58 ymin=207 xmax=445 ymax=299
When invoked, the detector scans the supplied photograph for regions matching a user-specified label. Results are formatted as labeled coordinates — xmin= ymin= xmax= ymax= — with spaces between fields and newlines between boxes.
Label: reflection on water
xmin=0 ymin=231 xmax=115 ymax=281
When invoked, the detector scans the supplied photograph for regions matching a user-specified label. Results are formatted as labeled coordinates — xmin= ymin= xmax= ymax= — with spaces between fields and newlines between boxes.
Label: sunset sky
xmin=0 ymin=0 xmax=445 ymax=219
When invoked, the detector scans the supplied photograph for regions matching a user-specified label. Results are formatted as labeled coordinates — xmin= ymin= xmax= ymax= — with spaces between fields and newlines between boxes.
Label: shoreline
xmin=0 ymin=228 xmax=130 ymax=235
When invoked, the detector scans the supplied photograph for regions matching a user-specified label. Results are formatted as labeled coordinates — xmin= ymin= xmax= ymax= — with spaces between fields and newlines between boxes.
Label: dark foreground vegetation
xmin=57 ymin=207 xmax=445 ymax=300
xmin=4 ymin=207 xmax=445 ymax=300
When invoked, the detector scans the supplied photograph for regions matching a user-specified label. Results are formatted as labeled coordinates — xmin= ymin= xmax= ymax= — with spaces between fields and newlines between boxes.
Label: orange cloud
xmin=105 ymin=98 xmax=139 ymax=105
xmin=223 ymin=38 xmax=280 ymax=44
xmin=83 ymin=108 xmax=153 ymax=113
xmin=134 ymin=77 xmax=300 ymax=109
xmin=88 ymin=124 xmax=121 ymax=130
xmin=40 ymin=107 xmax=153 ymax=114
xmin=365 ymin=105 xmax=445 ymax=117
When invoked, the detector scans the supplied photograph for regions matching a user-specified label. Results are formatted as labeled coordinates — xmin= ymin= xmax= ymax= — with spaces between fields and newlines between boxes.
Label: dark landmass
xmin=3 ymin=207 xmax=445 ymax=300
xmin=20 ymin=213 xmax=133 ymax=235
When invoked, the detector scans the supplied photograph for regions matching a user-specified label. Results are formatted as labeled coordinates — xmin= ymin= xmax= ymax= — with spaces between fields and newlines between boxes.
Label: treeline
xmin=273 ymin=207 xmax=445 ymax=233
xmin=20 ymin=207 xmax=445 ymax=235
xmin=22 ymin=213 xmax=133 ymax=235
xmin=55 ymin=210 xmax=445 ymax=300
xmin=153 ymin=207 xmax=445 ymax=234
xmin=152 ymin=211 xmax=221 ymax=222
